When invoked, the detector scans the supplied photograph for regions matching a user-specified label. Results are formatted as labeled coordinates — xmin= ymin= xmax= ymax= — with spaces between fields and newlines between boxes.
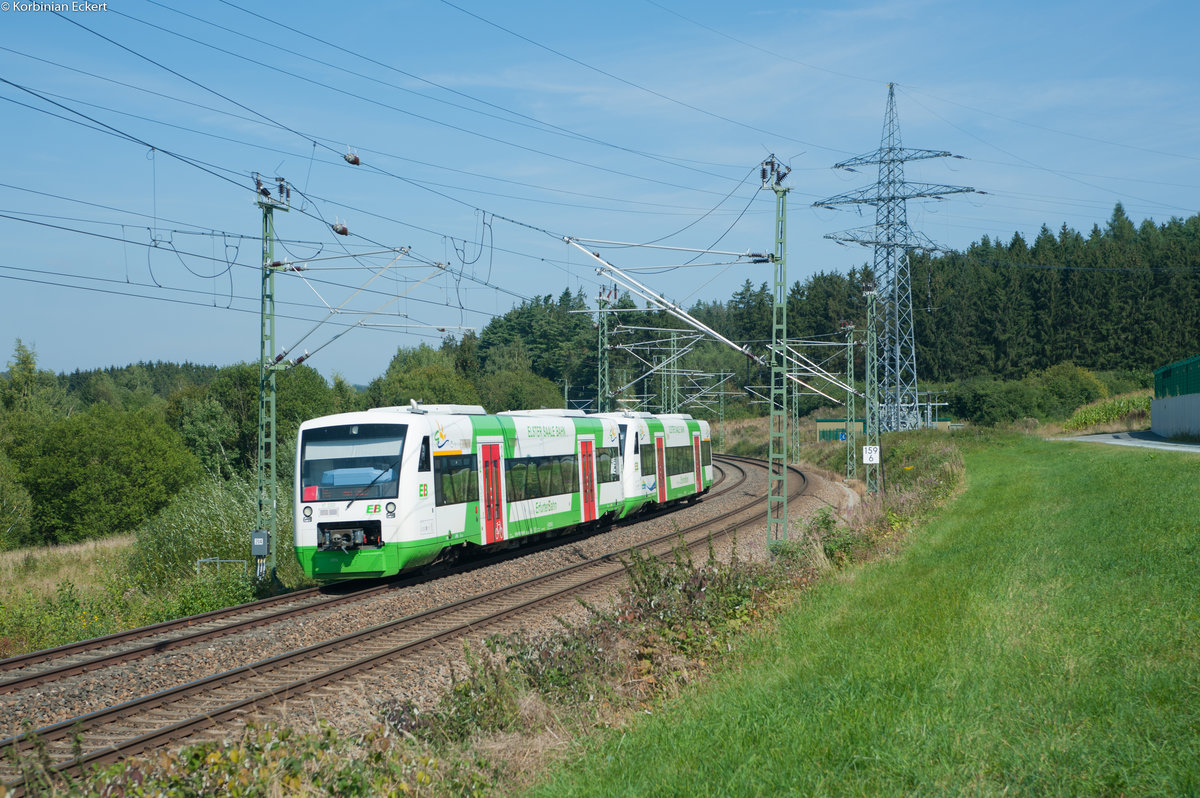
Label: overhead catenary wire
xmin=0 ymin=34 xmax=678 ymax=307
xmin=0 ymin=46 xmax=760 ymax=215
xmin=3 ymin=0 xmax=1190 ymax=390
xmin=161 ymin=0 xmax=750 ymax=177
xmin=62 ymin=9 xmax=748 ymax=208
xmin=437 ymin=0 xmax=838 ymax=154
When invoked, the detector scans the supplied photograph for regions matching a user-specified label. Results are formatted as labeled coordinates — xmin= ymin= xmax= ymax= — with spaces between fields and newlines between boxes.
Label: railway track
xmin=0 ymin=463 xmax=734 ymax=698
xmin=0 ymin=456 xmax=797 ymax=794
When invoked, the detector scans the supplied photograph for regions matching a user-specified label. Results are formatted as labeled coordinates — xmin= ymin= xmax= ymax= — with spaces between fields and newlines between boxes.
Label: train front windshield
xmin=300 ymin=423 xmax=408 ymax=502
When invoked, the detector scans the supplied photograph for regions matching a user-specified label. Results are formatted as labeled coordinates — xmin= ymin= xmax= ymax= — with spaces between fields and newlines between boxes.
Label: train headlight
xmin=303 ymin=506 xmax=313 ymax=521
xmin=385 ymin=502 xmax=396 ymax=513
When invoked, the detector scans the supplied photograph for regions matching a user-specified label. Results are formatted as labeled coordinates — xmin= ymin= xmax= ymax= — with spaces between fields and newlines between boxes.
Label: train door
xmin=654 ymin=434 xmax=667 ymax=503
xmin=692 ymin=432 xmax=702 ymax=491
xmin=479 ymin=441 xmax=505 ymax=544
xmin=579 ymin=438 xmax=597 ymax=522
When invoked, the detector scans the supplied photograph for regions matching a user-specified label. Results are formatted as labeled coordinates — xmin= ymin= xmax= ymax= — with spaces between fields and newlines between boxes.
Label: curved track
xmin=0 ymin=464 xmax=736 ymax=696
xmin=0 ymin=456 xmax=802 ymax=794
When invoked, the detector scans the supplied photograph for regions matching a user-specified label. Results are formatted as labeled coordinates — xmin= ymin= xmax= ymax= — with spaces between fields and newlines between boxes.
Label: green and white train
xmin=294 ymin=403 xmax=713 ymax=580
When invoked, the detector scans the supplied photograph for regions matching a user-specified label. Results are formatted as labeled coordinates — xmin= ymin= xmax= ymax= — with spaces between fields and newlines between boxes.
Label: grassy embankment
xmin=530 ymin=434 xmax=1200 ymax=796
xmin=7 ymin=430 xmax=960 ymax=795
xmin=0 ymin=476 xmax=311 ymax=659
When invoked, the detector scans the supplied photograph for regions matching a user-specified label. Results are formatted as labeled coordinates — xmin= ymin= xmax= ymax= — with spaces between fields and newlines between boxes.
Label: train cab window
xmin=418 ymin=436 xmax=431 ymax=472
xmin=299 ymin=423 xmax=406 ymax=502
xmin=618 ymin=424 xmax=628 ymax=454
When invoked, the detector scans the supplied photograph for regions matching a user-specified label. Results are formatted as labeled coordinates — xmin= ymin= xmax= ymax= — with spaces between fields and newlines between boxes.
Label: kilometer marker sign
xmin=862 ymin=445 xmax=880 ymax=464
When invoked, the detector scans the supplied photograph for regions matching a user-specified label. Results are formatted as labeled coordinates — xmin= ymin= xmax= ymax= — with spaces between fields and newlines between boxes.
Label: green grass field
xmin=528 ymin=436 xmax=1200 ymax=796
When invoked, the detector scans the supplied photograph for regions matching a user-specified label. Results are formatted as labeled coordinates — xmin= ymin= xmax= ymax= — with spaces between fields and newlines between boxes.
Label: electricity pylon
xmin=814 ymin=83 xmax=973 ymax=431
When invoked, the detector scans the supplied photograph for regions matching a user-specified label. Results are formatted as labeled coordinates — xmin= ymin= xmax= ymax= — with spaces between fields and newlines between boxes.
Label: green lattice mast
xmin=764 ymin=156 xmax=791 ymax=542
xmin=842 ymin=322 xmax=857 ymax=480
xmin=254 ymin=175 xmax=289 ymax=584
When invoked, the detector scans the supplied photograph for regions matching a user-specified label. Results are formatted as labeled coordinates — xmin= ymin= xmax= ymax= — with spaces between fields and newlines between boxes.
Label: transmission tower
xmin=814 ymin=83 xmax=973 ymax=431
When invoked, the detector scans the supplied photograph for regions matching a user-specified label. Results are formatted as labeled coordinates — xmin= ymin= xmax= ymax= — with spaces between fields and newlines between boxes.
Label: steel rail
xmin=1 ymin=457 xmax=781 ymax=794
xmin=0 ymin=466 xmax=734 ymax=695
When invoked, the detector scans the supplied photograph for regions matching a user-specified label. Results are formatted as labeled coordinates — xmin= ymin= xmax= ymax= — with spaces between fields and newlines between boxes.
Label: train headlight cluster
xmin=386 ymin=502 xmax=396 ymax=518
xmin=303 ymin=506 xmax=313 ymax=521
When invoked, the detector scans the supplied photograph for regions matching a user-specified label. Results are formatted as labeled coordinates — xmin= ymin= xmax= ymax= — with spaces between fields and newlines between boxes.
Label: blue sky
xmin=1 ymin=0 xmax=1197 ymax=385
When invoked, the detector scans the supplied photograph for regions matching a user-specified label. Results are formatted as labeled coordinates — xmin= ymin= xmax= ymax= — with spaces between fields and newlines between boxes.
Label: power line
xmin=897 ymin=86 xmax=1193 ymax=216
xmin=15 ymin=19 xmax=757 ymax=297
xmin=74 ymin=9 xmax=745 ymax=205
xmin=168 ymin=0 xmax=750 ymax=176
xmin=2 ymin=46 xmax=757 ymax=217
xmin=0 ymin=77 xmax=587 ymax=306
xmin=0 ymin=263 xmax=489 ymax=334
xmin=0 ymin=78 xmax=248 ymax=192
xmin=438 ymin=0 xmax=831 ymax=152
xmin=641 ymin=0 xmax=880 ymax=90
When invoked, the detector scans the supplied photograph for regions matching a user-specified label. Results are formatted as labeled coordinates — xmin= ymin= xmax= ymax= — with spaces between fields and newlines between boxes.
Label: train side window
xmin=434 ymin=454 xmax=477 ymax=506
xmin=418 ymin=436 xmax=431 ymax=472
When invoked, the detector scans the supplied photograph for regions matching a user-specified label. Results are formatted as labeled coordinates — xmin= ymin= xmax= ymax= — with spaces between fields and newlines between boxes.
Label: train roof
xmin=497 ymin=409 xmax=587 ymax=417
xmin=369 ymin=401 xmax=487 ymax=416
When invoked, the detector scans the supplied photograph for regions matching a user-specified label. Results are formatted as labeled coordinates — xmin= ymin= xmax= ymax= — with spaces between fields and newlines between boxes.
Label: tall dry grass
xmin=0 ymin=535 xmax=133 ymax=602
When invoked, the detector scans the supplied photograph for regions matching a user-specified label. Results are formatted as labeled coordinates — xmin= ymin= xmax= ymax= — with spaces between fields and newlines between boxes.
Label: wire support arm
xmin=564 ymin=238 xmax=761 ymax=364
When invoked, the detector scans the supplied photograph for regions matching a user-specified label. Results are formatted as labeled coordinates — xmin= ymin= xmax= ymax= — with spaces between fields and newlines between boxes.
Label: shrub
xmin=122 ymin=473 xmax=305 ymax=594
xmin=948 ymin=363 xmax=1108 ymax=425
xmin=20 ymin=404 xmax=202 ymax=545
xmin=1029 ymin=362 xmax=1107 ymax=418
xmin=417 ymin=642 xmax=527 ymax=743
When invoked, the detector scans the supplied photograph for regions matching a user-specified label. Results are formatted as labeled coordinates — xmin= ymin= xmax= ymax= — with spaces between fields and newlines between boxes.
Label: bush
xmin=0 ymin=449 xmax=32 ymax=550
xmin=948 ymin=363 xmax=1108 ymax=425
xmin=948 ymin=378 xmax=1042 ymax=426
xmin=1093 ymin=369 xmax=1152 ymax=397
xmin=1028 ymin=362 xmax=1107 ymax=418
xmin=20 ymin=404 xmax=202 ymax=545
xmin=122 ymin=473 xmax=306 ymax=594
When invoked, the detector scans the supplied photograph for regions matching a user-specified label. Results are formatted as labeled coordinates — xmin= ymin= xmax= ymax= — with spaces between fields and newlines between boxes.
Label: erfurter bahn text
xmin=295 ymin=404 xmax=713 ymax=580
